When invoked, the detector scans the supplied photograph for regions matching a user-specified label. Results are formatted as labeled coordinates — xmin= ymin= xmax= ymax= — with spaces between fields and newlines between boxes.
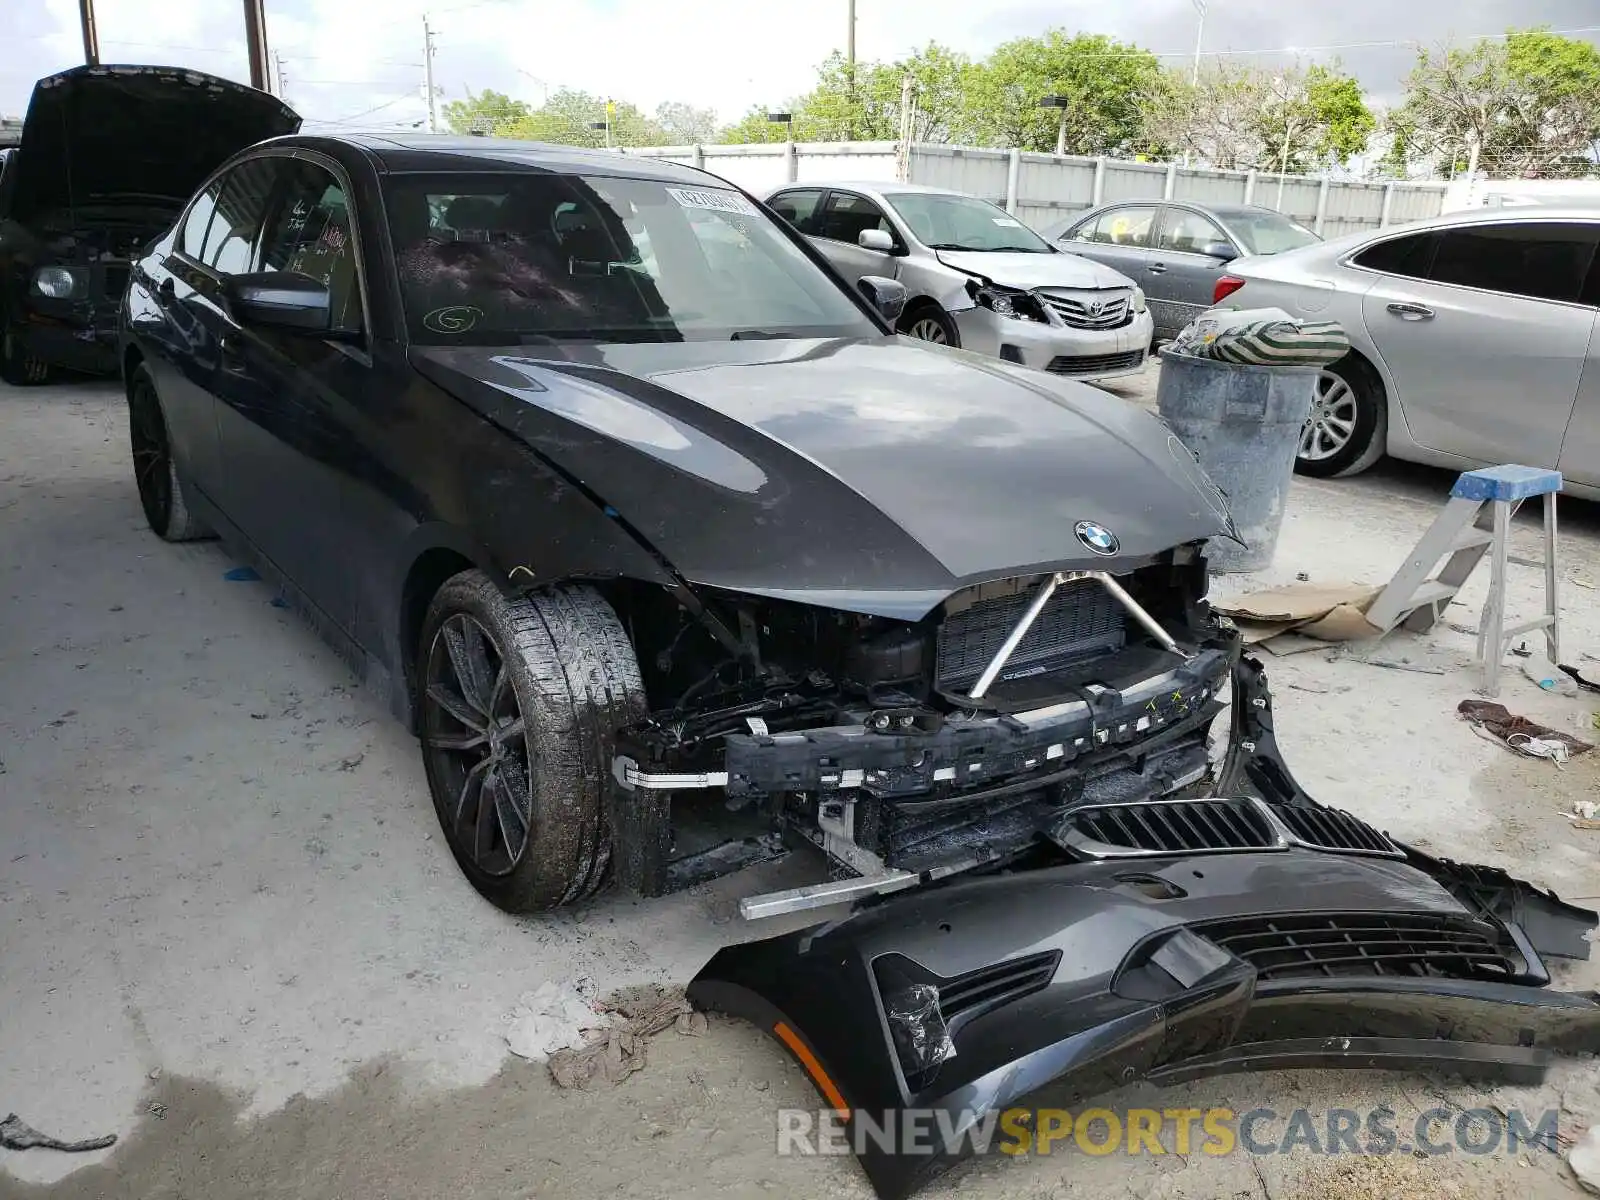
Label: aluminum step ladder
xmin=1365 ymin=465 xmax=1562 ymax=696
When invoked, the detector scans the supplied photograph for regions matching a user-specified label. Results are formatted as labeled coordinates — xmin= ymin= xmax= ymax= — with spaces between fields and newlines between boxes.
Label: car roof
xmin=769 ymin=180 xmax=965 ymax=197
xmin=281 ymin=132 xmax=726 ymax=186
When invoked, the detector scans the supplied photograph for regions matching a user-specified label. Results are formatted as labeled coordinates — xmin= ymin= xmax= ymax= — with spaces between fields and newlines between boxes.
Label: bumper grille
xmin=1047 ymin=350 xmax=1145 ymax=376
xmin=1037 ymin=288 xmax=1132 ymax=330
xmin=1060 ymin=798 xmax=1403 ymax=858
xmin=1274 ymin=805 xmax=1401 ymax=856
xmin=1071 ymin=800 xmax=1277 ymax=853
xmin=939 ymin=950 xmax=1060 ymax=1023
xmin=1195 ymin=912 xmax=1519 ymax=981
xmin=935 ymin=577 xmax=1126 ymax=690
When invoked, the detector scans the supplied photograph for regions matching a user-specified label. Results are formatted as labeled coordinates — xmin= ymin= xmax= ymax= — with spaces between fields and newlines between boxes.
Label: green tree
xmin=653 ymin=101 xmax=719 ymax=144
xmin=958 ymin=31 xmax=1163 ymax=154
xmin=441 ymin=88 xmax=532 ymax=136
xmin=717 ymin=106 xmax=799 ymax=144
xmin=1389 ymin=29 xmax=1600 ymax=178
xmin=1146 ymin=62 xmax=1373 ymax=171
xmin=500 ymin=88 xmax=667 ymax=148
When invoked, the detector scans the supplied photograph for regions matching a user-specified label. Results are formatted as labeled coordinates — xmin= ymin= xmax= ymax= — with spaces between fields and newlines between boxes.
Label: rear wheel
xmin=418 ymin=573 xmax=647 ymax=912
xmin=899 ymin=303 xmax=959 ymax=347
xmin=1 ymin=327 xmax=51 ymax=386
xmin=128 ymin=365 xmax=212 ymax=541
xmin=1295 ymin=355 xmax=1386 ymax=479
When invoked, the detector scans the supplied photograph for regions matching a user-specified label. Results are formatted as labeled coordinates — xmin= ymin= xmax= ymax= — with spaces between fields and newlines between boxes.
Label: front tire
xmin=899 ymin=303 xmax=960 ymax=347
xmin=128 ymin=365 xmax=212 ymax=541
xmin=418 ymin=573 xmax=647 ymax=912
xmin=1 ymin=327 xmax=52 ymax=386
xmin=1295 ymin=355 xmax=1386 ymax=479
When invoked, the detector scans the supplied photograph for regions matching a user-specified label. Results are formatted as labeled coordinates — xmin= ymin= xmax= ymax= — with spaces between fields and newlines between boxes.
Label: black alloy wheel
xmin=129 ymin=375 xmax=175 ymax=533
xmin=422 ymin=612 xmax=534 ymax=877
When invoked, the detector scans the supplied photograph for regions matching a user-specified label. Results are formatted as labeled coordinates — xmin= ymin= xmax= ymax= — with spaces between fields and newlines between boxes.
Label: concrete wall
xmin=622 ymin=141 xmax=1450 ymax=234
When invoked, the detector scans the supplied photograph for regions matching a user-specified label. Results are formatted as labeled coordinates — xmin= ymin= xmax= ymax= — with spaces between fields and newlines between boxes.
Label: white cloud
xmin=5 ymin=0 xmax=1596 ymax=132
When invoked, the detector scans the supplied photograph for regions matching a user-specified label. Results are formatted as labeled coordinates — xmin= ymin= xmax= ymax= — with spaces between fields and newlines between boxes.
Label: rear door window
xmin=199 ymin=157 xmax=279 ymax=275
xmin=180 ymin=179 xmax=223 ymax=258
xmin=1351 ymin=231 xmax=1437 ymax=280
xmin=1068 ymin=205 xmax=1158 ymax=248
xmin=1428 ymin=221 xmax=1600 ymax=304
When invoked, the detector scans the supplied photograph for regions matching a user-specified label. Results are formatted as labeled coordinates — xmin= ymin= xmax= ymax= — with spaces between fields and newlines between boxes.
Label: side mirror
xmin=857 ymin=275 xmax=908 ymax=323
xmin=223 ymin=271 xmax=332 ymax=333
xmin=858 ymin=228 xmax=895 ymax=253
xmin=1202 ymin=241 xmax=1239 ymax=262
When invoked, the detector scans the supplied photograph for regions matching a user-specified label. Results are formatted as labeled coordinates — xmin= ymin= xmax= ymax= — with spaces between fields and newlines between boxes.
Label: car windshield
xmin=1225 ymin=211 xmax=1321 ymax=255
xmin=883 ymin=191 xmax=1054 ymax=253
xmin=384 ymin=172 xmax=877 ymax=345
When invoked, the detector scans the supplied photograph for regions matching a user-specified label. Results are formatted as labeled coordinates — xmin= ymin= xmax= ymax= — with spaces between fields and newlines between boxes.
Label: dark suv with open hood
xmin=0 ymin=65 xmax=298 ymax=384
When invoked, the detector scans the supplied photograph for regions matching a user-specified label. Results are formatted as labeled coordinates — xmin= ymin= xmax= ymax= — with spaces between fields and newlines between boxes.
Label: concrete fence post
xmin=1092 ymin=156 xmax=1106 ymax=206
xmin=1005 ymin=147 xmax=1021 ymax=215
xmin=1164 ymin=160 xmax=1178 ymax=200
xmin=1243 ymin=169 xmax=1257 ymax=204
xmin=1313 ymin=176 xmax=1330 ymax=235
xmin=785 ymin=141 xmax=799 ymax=183
xmin=691 ymin=144 xmax=704 ymax=171
xmin=1379 ymin=182 xmax=1396 ymax=228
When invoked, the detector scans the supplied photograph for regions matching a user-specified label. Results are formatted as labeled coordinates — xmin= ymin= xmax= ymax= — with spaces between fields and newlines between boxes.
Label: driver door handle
xmin=1386 ymin=301 xmax=1435 ymax=321
xmin=1147 ymin=263 xmax=1167 ymax=274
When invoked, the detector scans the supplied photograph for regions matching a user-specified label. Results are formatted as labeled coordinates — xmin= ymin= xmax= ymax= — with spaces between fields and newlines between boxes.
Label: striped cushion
xmin=1190 ymin=319 xmax=1350 ymax=367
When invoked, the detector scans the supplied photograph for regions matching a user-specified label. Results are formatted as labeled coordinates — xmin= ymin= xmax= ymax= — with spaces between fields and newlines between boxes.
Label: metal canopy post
xmin=242 ymin=0 xmax=270 ymax=91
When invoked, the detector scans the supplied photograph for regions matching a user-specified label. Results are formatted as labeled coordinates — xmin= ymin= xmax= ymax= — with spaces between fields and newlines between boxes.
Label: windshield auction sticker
xmin=666 ymin=186 xmax=759 ymax=216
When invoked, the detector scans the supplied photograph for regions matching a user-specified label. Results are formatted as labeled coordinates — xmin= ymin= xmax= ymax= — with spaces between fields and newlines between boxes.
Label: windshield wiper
xmin=729 ymin=329 xmax=791 ymax=340
xmin=925 ymin=243 xmax=975 ymax=251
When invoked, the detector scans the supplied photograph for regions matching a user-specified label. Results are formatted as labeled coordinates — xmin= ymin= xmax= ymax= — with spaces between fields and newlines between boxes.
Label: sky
xmin=5 ymin=0 xmax=1600 ymax=134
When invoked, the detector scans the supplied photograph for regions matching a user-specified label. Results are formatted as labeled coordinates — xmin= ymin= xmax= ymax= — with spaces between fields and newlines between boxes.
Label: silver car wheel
xmin=1300 ymin=373 xmax=1358 ymax=462
xmin=907 ymin=317 xmax=948 ymax=344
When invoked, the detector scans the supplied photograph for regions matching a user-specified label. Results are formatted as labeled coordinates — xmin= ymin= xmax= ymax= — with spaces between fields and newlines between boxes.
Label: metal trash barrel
xmin=1155 ymin=346 xmax=1319 ymax=573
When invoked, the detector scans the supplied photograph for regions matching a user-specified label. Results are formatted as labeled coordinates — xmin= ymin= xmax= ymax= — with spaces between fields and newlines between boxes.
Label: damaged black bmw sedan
xmin=122 ymin=134 xmax=1600 ymax=1196
xmin=121 ymin=132 xmax=1249 ymax=910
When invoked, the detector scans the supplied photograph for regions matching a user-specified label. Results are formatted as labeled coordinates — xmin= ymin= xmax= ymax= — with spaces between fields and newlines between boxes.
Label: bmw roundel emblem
xmin=1075 ymin=520 xmax=1120 ymax=556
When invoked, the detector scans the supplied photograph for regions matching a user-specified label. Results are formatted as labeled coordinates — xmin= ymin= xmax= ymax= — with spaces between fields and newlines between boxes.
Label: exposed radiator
xmin=935 ymin=577 xmax=1126 ymax=690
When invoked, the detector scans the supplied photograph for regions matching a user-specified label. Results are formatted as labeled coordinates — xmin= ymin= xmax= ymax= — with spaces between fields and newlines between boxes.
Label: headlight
xmin=32 ymin=266 xmax=80 ymax=299
xmin=1131 ymin=286 xmax=1147 ymax=314
xmin=975 ymin=286 xmax=1046 ymax=323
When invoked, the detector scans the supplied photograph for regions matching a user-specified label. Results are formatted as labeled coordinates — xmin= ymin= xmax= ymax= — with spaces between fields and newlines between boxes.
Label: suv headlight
xmin=32 ymin=265 xmax=81 ymax=299
xmin=975 ymin=286 xmax=1047 ymax=323
xmin=1131 ymin=286 xmax=1147 ymax=314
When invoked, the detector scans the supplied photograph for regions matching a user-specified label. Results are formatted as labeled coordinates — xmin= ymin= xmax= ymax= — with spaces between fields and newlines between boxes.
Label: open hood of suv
xmin=10 ymin=64 xmax=300 ymax=224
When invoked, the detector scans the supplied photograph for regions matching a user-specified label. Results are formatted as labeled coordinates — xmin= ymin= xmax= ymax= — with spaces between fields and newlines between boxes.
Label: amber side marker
xmin=773 ymin=1020 xmax=851 ymax=1117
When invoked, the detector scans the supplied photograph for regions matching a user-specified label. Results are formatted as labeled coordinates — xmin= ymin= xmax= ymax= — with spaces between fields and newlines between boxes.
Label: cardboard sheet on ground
xmin=1215 ymin=582 xmax=1383 ymax=645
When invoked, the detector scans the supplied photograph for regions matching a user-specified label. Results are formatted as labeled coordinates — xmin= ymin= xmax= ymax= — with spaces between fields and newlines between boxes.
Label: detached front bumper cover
xmin=687 ymin=659 xmax=1600 ymax=1200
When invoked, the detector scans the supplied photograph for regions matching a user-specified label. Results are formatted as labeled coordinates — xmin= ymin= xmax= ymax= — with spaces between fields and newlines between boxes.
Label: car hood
xmin=10 ymin=64 xmax=300 ymax=225
xmin=414 ymin=336 xmax=1234 ymax=619
xmin=935 ymin=248 xmax=1133 ymax=291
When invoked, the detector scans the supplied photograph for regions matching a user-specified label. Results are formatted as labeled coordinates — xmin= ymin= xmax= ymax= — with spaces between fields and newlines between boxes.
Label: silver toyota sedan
xmin=765 ymin=182 xmax=1154 ymax=381
xmin=1204 ymin=207 xmax=1600 ymax=493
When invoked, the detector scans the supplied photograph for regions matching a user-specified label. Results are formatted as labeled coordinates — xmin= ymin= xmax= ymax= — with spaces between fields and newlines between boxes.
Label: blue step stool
xmin=1366 ymin=465 xmax=1562 ymax=696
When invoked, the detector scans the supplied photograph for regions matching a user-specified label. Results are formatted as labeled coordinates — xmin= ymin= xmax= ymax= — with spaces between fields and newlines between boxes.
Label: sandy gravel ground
xmin=4 ymin=373 xmax=1600 ymax=1199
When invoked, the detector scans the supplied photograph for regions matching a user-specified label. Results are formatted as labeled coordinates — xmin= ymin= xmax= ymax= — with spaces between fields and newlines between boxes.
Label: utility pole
xmin=272 ymin=50 xmax=288 ymax=100
xmin=846 ymin=0 xmax=857 ymax=140
xmin=77 ymin=0 xmax=100 ymax=65
xmin=242 ymin=0 xmax=270 ymax=91
xmin=1182 ymin=0 xmax=1206 ymax=167
xmin=422 ymin=15 xmax=438 ymax=133
xmin=1189 ymin=0 xmax=1206 ymax=87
